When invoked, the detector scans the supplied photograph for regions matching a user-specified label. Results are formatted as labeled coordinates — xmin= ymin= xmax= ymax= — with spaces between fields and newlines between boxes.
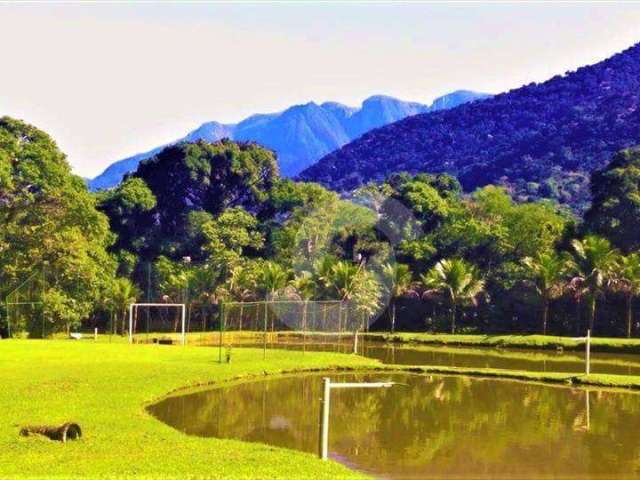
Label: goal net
xmin=128 ymin=303 xmax=186 ymax=345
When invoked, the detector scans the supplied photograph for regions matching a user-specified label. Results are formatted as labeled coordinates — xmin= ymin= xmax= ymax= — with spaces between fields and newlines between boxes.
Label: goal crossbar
xmin=128 ymin=303 xmax=186 ymax=345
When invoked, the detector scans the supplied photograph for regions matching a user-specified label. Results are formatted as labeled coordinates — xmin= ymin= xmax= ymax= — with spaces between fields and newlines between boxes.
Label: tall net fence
xmin=4 ymin=266 xmax=47 ymax=338
xmin=129 ymin=303 xmax=218 ymax=344
xmin=130 ymin=300 xmax=365 ymax=359
xmin=216 ymin=300 xmax=366 ymax=360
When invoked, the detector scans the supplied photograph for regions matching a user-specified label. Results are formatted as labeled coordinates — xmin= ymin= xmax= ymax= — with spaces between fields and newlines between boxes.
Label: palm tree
xmin=568 ymin=235 xmax=619 ymax=334
xmin=258 ymin=261 xmax=289 ymax=300
xmin=420 ymin=259 xmax=484 ymax=334
xmin=326 ymin=261 xmax=360 ymax=299
xmin=223 ymin=265 xmax=257 ymax=330
xmin=611 ymin=253 xmax=640 ymax=338
xmin=522 ymin=252 xmax=569 ymax=335
xmin=257 ymin=261 xmax=289 ymax=331
xmin=324 ymin=260 xmax=362 ymax=332
xmin=324 ymin=260 xmax=382 ymax=351
xmin=312 ymin=255 xmax=338 ymax=295
xmin=382 ymin=263 xmax=415 ymax=334
xmin=106 ymin=277 xmax=139 ymax=335
xmin=290 ymin=271 xmax=316 ymax=332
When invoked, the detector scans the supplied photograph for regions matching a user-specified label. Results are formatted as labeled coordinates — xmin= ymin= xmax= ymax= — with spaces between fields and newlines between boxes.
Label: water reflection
xmin=230 ymin=339 xmax=640 ymax=376
xmin=148 ymin=373 xmax=640 ymax=478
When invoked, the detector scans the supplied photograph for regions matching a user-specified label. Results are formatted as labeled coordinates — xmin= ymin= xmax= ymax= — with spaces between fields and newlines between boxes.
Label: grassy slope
xmin=0 ymin=340 xmax=376 ymax=479
xmin=366 ymin=332 xmax=640 ymax=353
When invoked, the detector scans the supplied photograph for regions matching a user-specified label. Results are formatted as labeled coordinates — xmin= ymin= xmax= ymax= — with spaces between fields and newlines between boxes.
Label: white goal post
xmin=128 ymin=303 xmax=186 ymax=345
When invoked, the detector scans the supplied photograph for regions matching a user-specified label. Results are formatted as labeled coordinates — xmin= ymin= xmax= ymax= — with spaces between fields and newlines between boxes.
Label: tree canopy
xmin=0 ymin=117 xmax=115 ymax=335
xmin=7 ymin=118 xmax=640 ymax=339
xmin=585 ymin=147 xmax=640 ymax=253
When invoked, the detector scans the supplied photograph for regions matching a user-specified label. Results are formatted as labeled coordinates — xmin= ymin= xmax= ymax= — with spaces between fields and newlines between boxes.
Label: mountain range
xmin=88 ymin=90 xmax=490 ymax=190
xmin=300 ymin=43 xmax=640 ymax=210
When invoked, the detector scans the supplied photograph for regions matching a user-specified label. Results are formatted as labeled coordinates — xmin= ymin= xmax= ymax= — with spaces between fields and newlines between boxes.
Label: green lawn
xmin=3 ymin=338 xmax=640 ymax=479
xmin=366 ymin=332 xmax=640 ymax=353
xmin=0 ymin=340 xmax=376 ymax=478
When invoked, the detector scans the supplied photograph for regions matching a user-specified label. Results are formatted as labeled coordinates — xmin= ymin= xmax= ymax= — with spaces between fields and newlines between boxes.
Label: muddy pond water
xmin=149 ymin=372 xmax=640 ymax=478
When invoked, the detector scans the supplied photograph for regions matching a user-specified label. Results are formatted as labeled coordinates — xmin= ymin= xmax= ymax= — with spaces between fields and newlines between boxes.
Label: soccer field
xmin=0 ymin=340 xmax=375 ymax=478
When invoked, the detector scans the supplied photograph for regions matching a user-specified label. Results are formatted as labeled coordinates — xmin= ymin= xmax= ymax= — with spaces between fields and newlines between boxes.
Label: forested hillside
xmin=300 ymin=44 xmax=640 ymax=211
xmin=6 ymin=121 xmax=640 ymax=339
xmin=89 ymin=134 xmax=640 ymax=337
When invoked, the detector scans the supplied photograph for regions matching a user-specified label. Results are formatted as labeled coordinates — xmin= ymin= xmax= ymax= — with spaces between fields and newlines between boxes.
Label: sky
xmin=2 ymin=2 xmax=640 ymax=178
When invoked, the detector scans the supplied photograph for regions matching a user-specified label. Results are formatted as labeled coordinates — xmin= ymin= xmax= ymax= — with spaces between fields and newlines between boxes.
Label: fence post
xmin=263 ymin=302 xmax=268 ymax=360
xmin=353 ymin=328 xmax=358 ymax=354
xmin=181 ymin=304 xmax=186 ymax=346
xmin=6 ymin=300 xmax=10 ymax=338
xmin=585 ymin=329 xmax=591 ymax=375
xmin=218 ymin=302 xmax=224 ymax=363
xmin=128 ymin=304 xmax=134 ymax=344
xmin=41 ymin=262 xmax=46 ymax=338
xmin=319 ymin=377 xmax=331 ymax=460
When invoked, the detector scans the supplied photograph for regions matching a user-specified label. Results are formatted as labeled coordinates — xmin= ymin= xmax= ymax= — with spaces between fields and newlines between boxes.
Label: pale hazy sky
xmin=2 ymin=2 xmax=640 ymax=178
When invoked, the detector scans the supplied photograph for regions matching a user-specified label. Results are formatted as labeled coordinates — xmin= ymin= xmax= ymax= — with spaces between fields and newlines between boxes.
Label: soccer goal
xmin=128 ymin=303 xmax=186 ymax=345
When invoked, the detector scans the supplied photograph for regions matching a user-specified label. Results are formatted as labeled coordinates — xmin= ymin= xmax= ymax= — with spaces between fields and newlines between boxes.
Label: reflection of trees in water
xmin=149 ymin=374 xmax=640 ymax=477
xmin=366 ymin=344 xmax=640 ymax=376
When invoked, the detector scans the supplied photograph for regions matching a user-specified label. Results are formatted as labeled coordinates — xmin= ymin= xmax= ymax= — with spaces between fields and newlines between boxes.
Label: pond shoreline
xmin=149 ymin=365 xmax=640 ymax=479
xmin=362 ymin=332 xmax=640 ymax=354
xmin=139 ymin=330 xmax=640 ymax=354
xmin=148 ymin=362 xmax=640 ymax=406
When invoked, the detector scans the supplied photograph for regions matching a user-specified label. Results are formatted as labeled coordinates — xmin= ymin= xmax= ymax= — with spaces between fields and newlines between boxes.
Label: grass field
xmin=3 ymin=338 xmax=640 ymax=479
xmin=0 ymin=340 xmax=376 ymax=479
xmin=366 ymin=332 xmax=640 ymax=353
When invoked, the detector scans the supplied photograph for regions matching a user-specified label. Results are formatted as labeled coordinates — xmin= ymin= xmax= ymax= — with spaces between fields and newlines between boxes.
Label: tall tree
xmin=313 ymin=255 xmax=339 ymax=298
xmin=0 ymin=117 xmax=115 ymax=336
xmin=202 ymin=207 xmax=264 ymax=272
xmin=611 ymin=253 xmax=640 ymax=338
xmin=382 ymin=263 xmax=415 ymax=333
xmin=421 ymin=259 xmax=485 ymax=334
xmin=568 ymin=235 xmax=619 ymax=334
xmin=257 ymin=261 xmax=290 ymax=331
xmin=522 ymin=252 xmax=569 ymax=335
xmin=325 ymin=261 xmax=361 ymax=302
xmin=123 ymin=140 xmax=277 ymax=258
xmin=290 ymin=271 xmax=317 ymax=331
xmin=325 ymin=260 xmax=382 ymax=332
xmin=257 ymin=261 xmax=290 ymax=301
xmin=96 ymin=177 xmax=157 ymax=255
xmin=104 ymin=277 xmax=140 ymax=335
xmin=585 ymin=147 xmax=640 ymax=253
xmin=218 ymin=263 xmax=258 ymax=330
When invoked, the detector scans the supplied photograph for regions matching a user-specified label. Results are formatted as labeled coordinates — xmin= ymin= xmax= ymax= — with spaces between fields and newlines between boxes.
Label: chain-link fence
xmin=126 ymin=300 xmax=366 ymax=360
xmin=4 ymin=266 xmax=47 ymax=338
xmin=216 ymin=300 xmax=366 ymax=360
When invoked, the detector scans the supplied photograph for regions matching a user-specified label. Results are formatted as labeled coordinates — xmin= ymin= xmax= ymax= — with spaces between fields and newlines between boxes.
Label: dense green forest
xmin=3 ymin=116 xmax=640 ymax=338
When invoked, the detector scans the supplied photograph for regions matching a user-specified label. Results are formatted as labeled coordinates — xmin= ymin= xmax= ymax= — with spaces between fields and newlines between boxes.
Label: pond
xmin=231 ymin=339 xmax=640 ymax=376
xmin=148 ymin=372 xmax=640 ymax=478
